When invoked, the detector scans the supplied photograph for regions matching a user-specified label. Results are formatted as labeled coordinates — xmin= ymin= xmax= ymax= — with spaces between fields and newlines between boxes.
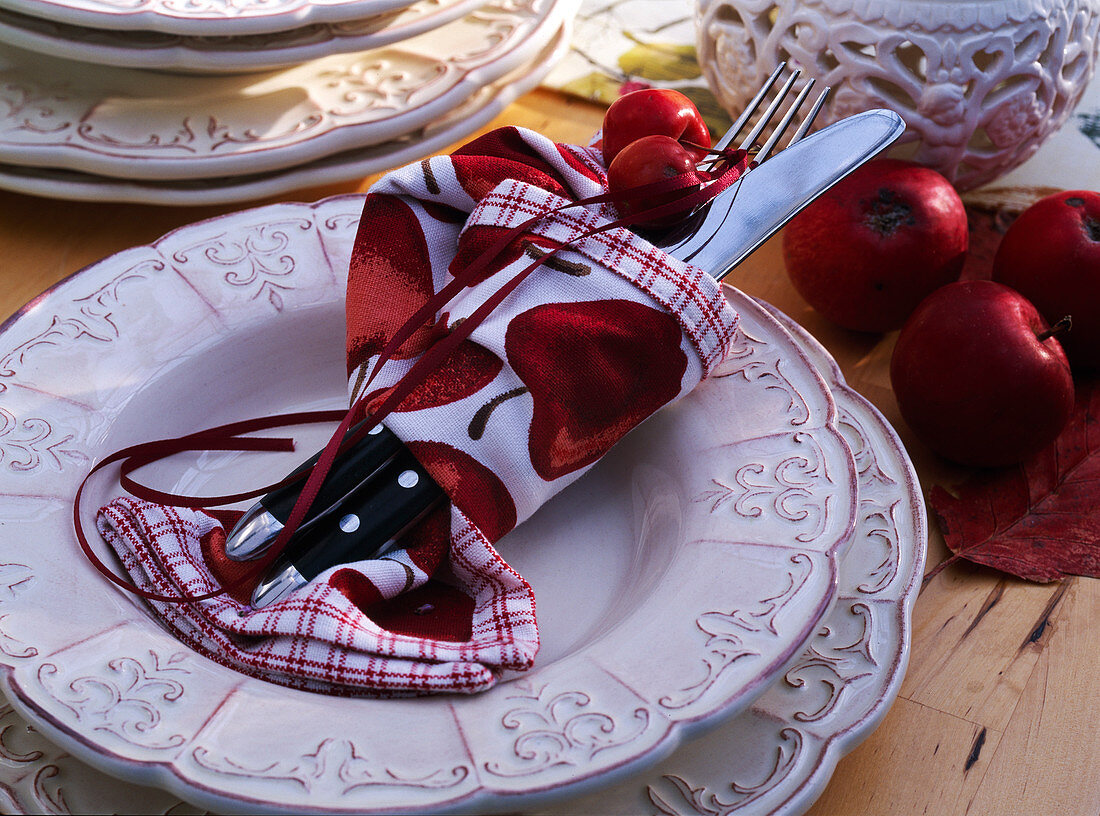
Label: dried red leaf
xmin=929 ymin=378 xmax=1100 ymax=582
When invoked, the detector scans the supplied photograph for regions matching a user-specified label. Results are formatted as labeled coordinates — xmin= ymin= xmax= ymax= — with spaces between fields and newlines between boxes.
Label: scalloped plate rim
xmin=0 ymin=194 xmax=854 ymax=814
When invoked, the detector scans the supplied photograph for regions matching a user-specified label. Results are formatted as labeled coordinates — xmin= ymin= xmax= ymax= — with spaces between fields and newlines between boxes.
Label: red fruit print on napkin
xmin=360 ymin=339 xmax=504 ymax=415
xmin=345 ymin=194 xmax=440 ymax=370
xmin=406 ymin=440 xmax=517 ymax=544
xmin=506 ymin=299 xmax=688 ymax=481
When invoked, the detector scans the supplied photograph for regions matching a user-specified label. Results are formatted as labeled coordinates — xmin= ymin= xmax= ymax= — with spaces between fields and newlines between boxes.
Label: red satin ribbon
xmin=73 ymin=410 xmax=344 ymax=602
xmin=74 ymin=145 xmax=750 ymax=604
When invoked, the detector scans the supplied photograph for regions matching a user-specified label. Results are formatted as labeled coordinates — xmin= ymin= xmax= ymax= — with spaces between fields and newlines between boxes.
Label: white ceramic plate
xmin=0 ymin=24 xmax=570 ymax=205
xmin=0 ymin=0 xmax=422 ymax=37
xmin=0 ymin=0 xmax=571 ymax=181
xmin=0 ymin=298 xmax=924 ymax=816
xmin=0 ymin=0 xmax=485 ymax=74
xmin=0 ymin=195 xmax=854 ymax=813
xmin=540 ymin=303 xmax=927 ymax=815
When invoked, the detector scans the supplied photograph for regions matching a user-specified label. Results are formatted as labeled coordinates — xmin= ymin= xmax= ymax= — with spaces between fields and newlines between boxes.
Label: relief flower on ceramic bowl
xmin=986 ymin=92 xmax=1044 ymax=148
xmin=829 ymin=85 xmax=875 ymax=121
xmin=917 ymin=81 xmax=968 ymax=127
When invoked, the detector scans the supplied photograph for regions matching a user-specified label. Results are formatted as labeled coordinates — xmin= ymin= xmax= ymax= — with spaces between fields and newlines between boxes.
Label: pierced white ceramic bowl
xmin=0 ymin=195 xmax=856 ymax=814
xmin=696 ymin=0 xmax=1100 ymax=189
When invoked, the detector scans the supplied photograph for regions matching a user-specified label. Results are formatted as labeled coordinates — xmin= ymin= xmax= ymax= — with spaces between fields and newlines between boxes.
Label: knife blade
xmin=239 ymin=107 xmax=907 ymax=607
xmin=661 ymin=108 xmax=907 ymax=280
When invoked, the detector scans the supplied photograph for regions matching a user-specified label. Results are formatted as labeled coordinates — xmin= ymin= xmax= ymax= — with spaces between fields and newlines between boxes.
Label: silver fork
xmin=659 ymin=68 xmax=906 ymax=284
xmin=712 ymin=63 xmax=829 ymax=165
xmin=658 ymin=62 xmax=831 ymax=264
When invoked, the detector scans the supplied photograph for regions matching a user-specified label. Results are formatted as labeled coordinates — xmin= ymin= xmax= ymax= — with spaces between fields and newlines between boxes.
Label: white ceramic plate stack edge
xmin=0 ymin=195 xmax=923 ymax=815
xmin=0 ymin=0 xmax=579 ymax=202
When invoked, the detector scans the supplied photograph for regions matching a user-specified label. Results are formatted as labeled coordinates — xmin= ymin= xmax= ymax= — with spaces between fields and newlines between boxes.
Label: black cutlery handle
xmin=261 ymin=420 xmax=405 ymax=524
xmin=284 ymin=447 xmax=445 ymax=580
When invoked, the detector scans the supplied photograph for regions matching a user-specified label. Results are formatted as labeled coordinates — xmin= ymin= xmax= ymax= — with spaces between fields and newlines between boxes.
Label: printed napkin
xmin=96 ymin=126 xmax=739 ymax=695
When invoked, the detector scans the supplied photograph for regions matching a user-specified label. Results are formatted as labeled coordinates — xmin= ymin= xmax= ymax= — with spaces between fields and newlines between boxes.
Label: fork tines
xmin=711 ymin=63 xmax=831 ymax=166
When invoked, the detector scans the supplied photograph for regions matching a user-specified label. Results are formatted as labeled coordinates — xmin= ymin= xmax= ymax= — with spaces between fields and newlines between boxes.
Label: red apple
xmin=992 ymin=189 xmax=1100 ymax=371
xmin=601 ymin=88 xmax=711 ymax=165
xmin=782 ymin=159 xmax=968 ymax=333
xmin=890 ymin=280 xmax=1074 ymax=468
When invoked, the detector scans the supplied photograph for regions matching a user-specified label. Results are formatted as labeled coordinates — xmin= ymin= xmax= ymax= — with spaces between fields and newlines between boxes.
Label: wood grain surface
xmin=0 ymin=87 xmax=1096 ymax=815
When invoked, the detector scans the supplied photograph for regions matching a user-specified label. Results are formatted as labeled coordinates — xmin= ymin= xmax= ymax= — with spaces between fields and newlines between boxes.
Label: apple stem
xmin=468 ymin=386 xmax=529 ymax=440
xmin=1036 ymin=315 xmax=1072 ymax=342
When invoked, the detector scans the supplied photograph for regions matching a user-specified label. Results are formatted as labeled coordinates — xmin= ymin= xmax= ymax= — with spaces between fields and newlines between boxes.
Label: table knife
xmin=226 ymin=419 xmax=405 ymax=559
xmin=250 ymin=445 xmax=442 ymax=608
xmin=239 ymin=107 xmax=906 ymax=608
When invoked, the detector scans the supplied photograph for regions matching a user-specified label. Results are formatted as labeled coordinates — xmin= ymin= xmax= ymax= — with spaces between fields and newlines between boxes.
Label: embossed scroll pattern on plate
xmin=0 ymin=196 xmax=857 ymax=814
xmin=0 ymin=289 xmax=924 ymax=816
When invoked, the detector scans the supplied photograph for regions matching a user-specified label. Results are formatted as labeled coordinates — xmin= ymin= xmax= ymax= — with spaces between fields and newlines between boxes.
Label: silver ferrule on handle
xmin=250 ymin=562 xmax=308 ymax=609
xmin=225 ymin=502 xmax=284 ymax=560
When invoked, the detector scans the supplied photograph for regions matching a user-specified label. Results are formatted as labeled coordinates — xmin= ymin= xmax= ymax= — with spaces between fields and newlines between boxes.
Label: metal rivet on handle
xmin=339 ymin=514 xmax=361 ymax=533
xmin=398 ymin=470 xmax=419 ymax=489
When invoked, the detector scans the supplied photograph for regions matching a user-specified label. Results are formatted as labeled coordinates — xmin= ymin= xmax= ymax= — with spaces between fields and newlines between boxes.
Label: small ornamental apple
xmin=601 ymin=88 xmax=711 ymax=164
xmin=992 ymin=189 xmax=1100 ymax=371
xmin=782 ymin=159 xmax=968 ymax=333
xmin=890 ymin=280 xmax=1074 ymax=468
xmin=606 ymin=134 xmax=705 ymax=227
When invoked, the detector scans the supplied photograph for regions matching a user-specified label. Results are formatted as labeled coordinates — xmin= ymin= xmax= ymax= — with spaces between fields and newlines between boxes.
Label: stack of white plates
xmin=0 ymin=0 xmax=578 ymax=204
xmin=0 ymin=195 xmax=925 ymax=814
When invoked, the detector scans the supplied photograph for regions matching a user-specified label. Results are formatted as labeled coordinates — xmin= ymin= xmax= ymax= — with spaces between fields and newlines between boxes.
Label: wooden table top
xmin=0 ymin=87 xmax=1096 ymax=816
